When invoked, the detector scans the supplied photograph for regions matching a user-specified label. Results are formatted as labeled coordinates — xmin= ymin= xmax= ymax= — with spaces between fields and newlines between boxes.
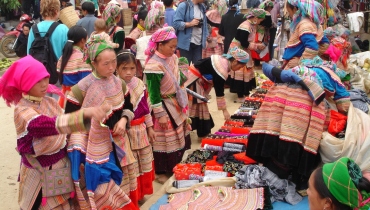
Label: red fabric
xmin=137 ymin=162 xmax=155 ymax=200
xmin=130 ymin=116 xmax=145 ymax=126
xmin=233 ymin=152 xmax=257 ymax=165
xmin=173 ymin=163 xmax=202 ymax=180
xmin=129 ymin=188 xmax=139 ymax=209
xmin=328 ymin=110 xmax=347 ymax=136
xmin=58 ymin=85 xmax=71 ymax=108
xmin=211 ymin=28 xmax=218 ymax=37
xmin=201 ymin=138 xmax=248 ymax=147
xmin=117 ymin=201 xmax=140 ymax=210
xmin=250 ymin=33 xmax=269 ymax=62
xmin=230 ymin=127 xmax=250 ymax=134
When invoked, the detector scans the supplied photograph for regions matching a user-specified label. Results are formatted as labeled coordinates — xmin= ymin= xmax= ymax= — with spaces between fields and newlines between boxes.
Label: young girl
xmin=89 ymin=19 xmax=120 ymax=48
xmin=128 ymin=8 xmax=148 ymax=41
xmin=102 ymin=2 xmax=125 ymax=53
xmin=143 ymin=27 xmax=191 ymax=177
xmin=0 ymin=55 xmax=108 ymax=209
xmin=228 ymin=8 xmax=266 ymax=102
xmin=116 ymin=50 xmax=155 ymax=201
xmin=57 ymin=25 xmax=92 ymax=108
xmin=186 ymin=47 xmax=250 ymax=137
xmin=65 ymin=39 xmax=139 ymax=209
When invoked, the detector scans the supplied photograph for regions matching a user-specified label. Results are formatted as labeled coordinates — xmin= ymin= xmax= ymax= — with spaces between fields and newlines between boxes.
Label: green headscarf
xmin=85 ymin=37 xmax=113 ymax=64
xmin=258 ymin=0 xmax=274 ymax=10
xmin=102 ymin=2 xmax=122 ymax=28
xmin=246 ymin=8 xmax=266 ymax=19
xmin=322 ymin=157 xmax=370 ymax=210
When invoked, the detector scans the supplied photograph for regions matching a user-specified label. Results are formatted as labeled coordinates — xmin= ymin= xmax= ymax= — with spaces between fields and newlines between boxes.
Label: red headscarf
xmin=0 ymin=55 xmax=63 ymax=106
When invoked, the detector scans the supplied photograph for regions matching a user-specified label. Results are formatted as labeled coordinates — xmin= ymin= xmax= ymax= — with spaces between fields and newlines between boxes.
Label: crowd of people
xmin=1 ymin=0 xmax=370 ymax=209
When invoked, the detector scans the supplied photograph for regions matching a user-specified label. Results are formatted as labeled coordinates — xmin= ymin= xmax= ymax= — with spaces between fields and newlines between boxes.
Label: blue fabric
xmin=62 ymin=72 xmax=91 ymax=86
xmin=149 ymin=194 xmax=309 ymax=210
xmin=68 ymin=150 xmax=86 ymax=181
xmin=282 ymin=34 xmax=318 ymax=61
xmin=262 ymin=63 xmax=275 ymax=82
xmin=165 ymin=8 xmax=175 ymax=26
xmin=84 ymin=152 xmax=123 ymax=191
xmin=173 ymin=1 xmax=209 ymax=50
xmin=319 ymin=35 xmax=330 ymax=45
xmin=203 ymin=74 xmax=213 ymax=80
xmin=311 ymin=67 xmax=350 ymax=100
xmin=76 ymin=14 xmax=98 ymax=37
xmin=262 ymin=63 xmax=302 ymax=83
xmin=27 ymin=20 xmax=69 ymax=60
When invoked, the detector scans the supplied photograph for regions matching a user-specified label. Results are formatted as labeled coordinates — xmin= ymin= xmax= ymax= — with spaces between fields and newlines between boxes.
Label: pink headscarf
xmin=324 ymin=44 xmax=341 ymax=63
xmin=0 ymin=55 xmax=63 ymax=106
xmin=144 ymin=26 xmax=177 ymax=63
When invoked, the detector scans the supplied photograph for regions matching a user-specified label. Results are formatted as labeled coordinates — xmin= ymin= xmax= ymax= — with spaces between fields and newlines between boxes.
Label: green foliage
xmin=0 ymin=0 xmax=21 ymax=11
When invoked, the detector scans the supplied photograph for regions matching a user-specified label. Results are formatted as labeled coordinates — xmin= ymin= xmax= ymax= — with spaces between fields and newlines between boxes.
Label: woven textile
xmin=323 ymin=157 xmax=370 ymax=209
xmin=211 ymin=54 xmax=230 ymax=80
xmin=85 ymin=38 xmax=113 ymax=64
xmin=127 ymin=26 xmax=144 ymax=41
xmin=287 ymin=0 xmax=323 ymax=32
xmin=144 ymin=2 xmax=164 ymax=30
xmin=250 ymin=83 xmax=326 ymax=154
xmin=246 ymin=8 xmax=267 ymax=19
xmin=230 ymin=20 xmax=255 ymax=68
xmin=331 ymin=37 xmax=351 ymax=69
xmin=160 ymin=186 xmax=265 ymax=210
xmin=259 ymin=0 xmax=274 ymax=9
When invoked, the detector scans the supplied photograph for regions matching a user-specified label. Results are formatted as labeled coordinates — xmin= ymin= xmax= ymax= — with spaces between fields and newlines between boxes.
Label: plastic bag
xmin=328 ymin=110 xmax=347 ymax=136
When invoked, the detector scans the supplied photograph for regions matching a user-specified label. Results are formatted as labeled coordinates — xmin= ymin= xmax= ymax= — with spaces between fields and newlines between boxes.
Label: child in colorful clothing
xmin=186 ymin=47 xmax=250 ymax=137
xmin=143 ymin=27 xmax=191 ymax=175
xmin=116 ymin=50 xmax=156 ymax=201
xmin=102 ymin=3 xmax=125 ymax=53
xmin=0 ymin=55 xmax=108 ymax=209
xmin=57 ymin=25 xmax=92 ymax=108
xmin=65 ymin=38 xmax=139 ymax=209
xmin=89 ymin=19 xmax=120 ymax=48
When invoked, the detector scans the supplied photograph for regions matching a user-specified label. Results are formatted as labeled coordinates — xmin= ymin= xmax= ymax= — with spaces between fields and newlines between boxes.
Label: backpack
xmin=29 ymin=22 xmax=60 ymax=84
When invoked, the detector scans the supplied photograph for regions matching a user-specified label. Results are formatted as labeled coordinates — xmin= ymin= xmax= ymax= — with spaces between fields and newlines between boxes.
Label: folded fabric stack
xmin=348 ymin=89 xmax=370 ymax=113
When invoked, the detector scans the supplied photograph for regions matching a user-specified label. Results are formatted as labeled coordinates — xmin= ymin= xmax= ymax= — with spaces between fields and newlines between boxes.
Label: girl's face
xmin=158 ymin=39 xmax=178 ymax=57
xmin=230 ymin=60 xmax=245 ymax=71
xmin=286 ymin=5 xmax=297 ymax=19
xmin=139 ymin=19 xmax=145 ymax=27
xmin=92 ymin=50 xmax=117 ymax=78
xmin=28 ymin=77 xmax=49 ymax=97
xmin=117 ymin=61 xmax=137 ymax=82
xmin=307 ymin=170 xmax=331 ymax=210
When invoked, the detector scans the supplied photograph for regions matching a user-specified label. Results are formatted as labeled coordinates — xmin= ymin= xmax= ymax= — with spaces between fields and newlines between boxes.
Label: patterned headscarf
xmin=259 ymin=0 xmax=274 ymax=10
xmin=223 ymin=47 xmax=250 ymax=63
xmin=85 ymin=37 xmax=113 ymax=64
xmin=246 ymin=8 xmax=266 ymax=19
xmin=322 ymin=157 xmax=370 ymax=210
xmin=144 ymin=26 xmax=177 ymax=63
xmin=287 ymin=0 xmax=324 ymax=32
xmin=0 ymin=56 xmax=63 ymax=106
xmin=217 ymin=0 xmax=228 ymax=16
xmin=144 ymin=2 xmax=164 ymax=30
xmin=102 ymin=3 xmax=122 ymax=28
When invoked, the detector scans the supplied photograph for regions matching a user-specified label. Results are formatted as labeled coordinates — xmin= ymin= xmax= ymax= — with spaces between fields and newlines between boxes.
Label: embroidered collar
xmin=137 ymin=24 xmax=145 ymax=31
xmin=22 ymin=94 xmax=43 ymax=103
xmin=155 ymin=51 xmax=168 ymax=59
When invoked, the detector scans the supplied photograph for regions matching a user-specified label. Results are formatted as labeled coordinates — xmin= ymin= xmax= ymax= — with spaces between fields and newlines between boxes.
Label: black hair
xmin=227 ymin=57 xmax=246 ymax=65
xmin=131 ymin=8 xmax=148 ymax=33
xmin=229 ymin=0 xmax=238 ymax=7
xmin=116 ymin=49 xmax=137 ymax=69
xmin=59 ymin=26 xmax=87 ymax=84
xmin=82 ymin=1 xmax=95 ymax=14
xmin=22 ymin=23 xmax=31 ymax=29
xmin=286 ymin=2 xmax=298 ymax=11
xmin=163 ymin=0 xmax=174 ymax=7
xmin=313 ymin=167 xmax=370 ymax=210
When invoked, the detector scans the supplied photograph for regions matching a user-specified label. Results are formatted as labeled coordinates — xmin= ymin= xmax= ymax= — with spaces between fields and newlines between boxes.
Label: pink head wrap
xmin=144 ymin=26 xmax=177 ymax=63
xmin=324 ymin=44 xmax=341 ymax=63
xmin=0 ymin=55 xmax=63 ymax=106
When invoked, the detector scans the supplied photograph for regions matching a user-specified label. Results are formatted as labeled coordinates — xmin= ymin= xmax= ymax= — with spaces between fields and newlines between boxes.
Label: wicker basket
xmin=240 ymin=9 xmax=250 ymax=14
xmin=59 ymin=6 xmax=80 ymax=28
xmin=122 ymin=8 xmax=132 ymax=26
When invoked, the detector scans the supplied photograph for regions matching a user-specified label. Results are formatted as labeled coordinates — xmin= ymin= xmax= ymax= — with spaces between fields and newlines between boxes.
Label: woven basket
xmin=59 ymin=6 xmax=80 ymax=28
xmin=122 ymin=8 xmax=132 ymax=26
xmin=240 ymin=9 xmax=250 ymax=14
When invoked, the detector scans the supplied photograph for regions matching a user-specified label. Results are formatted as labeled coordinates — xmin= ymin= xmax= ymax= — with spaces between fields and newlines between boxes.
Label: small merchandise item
xmin=223 ymin=161 xmax=245 ymax=175
xmin=173 ymin=163 xmax=202 ymax=180
xmin=189 ymin=174 xmax=204 ymax=182
xmin=204 ymin=144 xmax=223 ymax=151
xmin=328 ymin=110 xmax=347 ymax=136
xmin=204 ymin=170 xmax=228 ymax=179
xmin=173 ymin=180 xmax=200 ymax=188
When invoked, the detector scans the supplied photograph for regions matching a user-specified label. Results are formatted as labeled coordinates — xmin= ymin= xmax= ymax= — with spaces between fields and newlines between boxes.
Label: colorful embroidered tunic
xmin=128 ymin=25 xmax=145 ymax=41
xmin=65 ymin=73 xmax=136 ymax=209
xmin=108 ymin=25 xmax=125 ymax=53
xmin=282 ymin=18 xmax=329 ymax=69
xmin=144 ymin=52 xmax=191 ymax=173
xmin=56 ymin=46 xmax=92 ymax=108
xmin=15 ymin=96 xmax=88 ymax=209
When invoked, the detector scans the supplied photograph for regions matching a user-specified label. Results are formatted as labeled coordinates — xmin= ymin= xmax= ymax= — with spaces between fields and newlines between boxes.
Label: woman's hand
xmin=113 ymin=117 xmax=128 ymax=136
xmin=158 ymin=116 xmax=168 ymax=129
xmin=147 ymin=126 xmax=156 ymax=143
xmin=257 ymin=44 xmax=266 ymax=51
xmin=223 ymin=109 xmax=231 ymax=121
xmin=83 ymin=104 xmax=111 ymax=122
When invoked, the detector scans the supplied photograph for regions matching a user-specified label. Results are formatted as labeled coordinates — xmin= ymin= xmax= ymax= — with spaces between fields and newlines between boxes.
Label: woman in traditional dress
xmin=186 ymin=47 xmax=250 ymax=138
xmin=308 ymin=157 xmax=370 ymax=210
xmin=282 ymin=0 xmax=329 ymax=69
xmin=0 ymin=56 xmax=108 ymax=209
xmin=143 ymin=26 xmax=191 ymax=176
xmin=116 ymin=50 xmax=156 ymax=201
xmin=103 ymin=2 xmax=125 ymax=53
xmin=144 ymin=1 xmax=165 ymax=35
xmin=65 ymin=38 xmax=139 ymax=209
xmin=246 ymin=62 xmax=327 ymax=190
xmin=202 ymin=0 xmax=227 ymax=58
xmin=57 ymin=26 xmax=92 ymax=108
xmin=228 ymin=8 xmax=266 ymax=102
xmin=128 ymin=8 xmax=148 ymax=41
